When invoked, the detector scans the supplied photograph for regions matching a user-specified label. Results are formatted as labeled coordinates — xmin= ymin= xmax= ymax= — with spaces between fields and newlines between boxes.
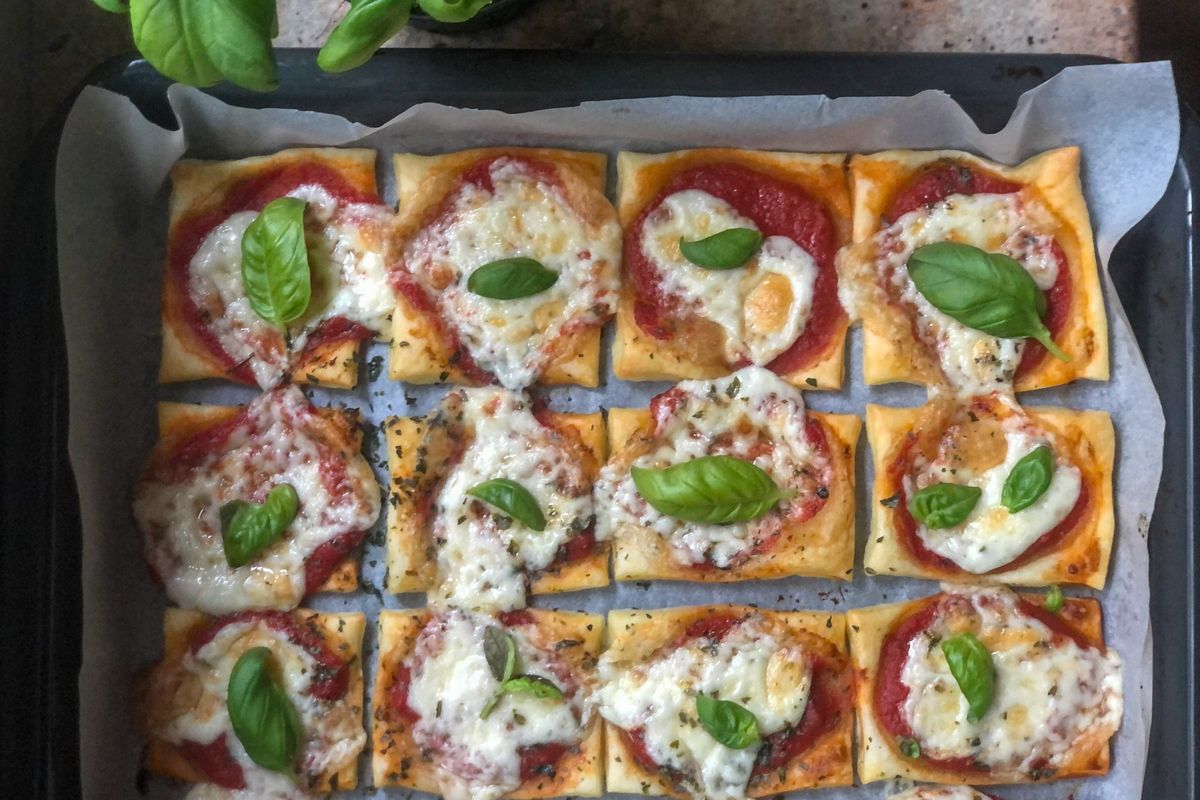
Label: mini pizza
xmin=613 ymin=148 xmax=851 ymax=389
xmin=134 ymin=386 xmax=381 ymax=613
xmin=596 ymin=367 xmax=859 ymax=582
xmin=139 ymin=607 xmax=366 ymax=798
xmin=373 ymin=607 xmax=603 ymax=799
xmin=384 ymin=386 xmax=607 ymax=607
xmin=888 ymin=787 xmax=1002 ymax=800
xmin=838 ymin=147 xmax=1108 ymax=394
xmin=162 ymin=147 xmax=393 ymax=389
xmin=848 ymin=584 xmax=1123 ymax=785
xmin=599 ymin=605 xmax=853 ymax=798
xmin=865 ymin=394 xmax=1115 ymax=587
xmin=388 ymin=147 xmax=621 ymax=389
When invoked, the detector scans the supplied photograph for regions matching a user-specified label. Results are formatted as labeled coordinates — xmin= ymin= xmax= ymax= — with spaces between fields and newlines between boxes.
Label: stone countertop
xmin=33 ymin=0 xmax=1137 ymax=131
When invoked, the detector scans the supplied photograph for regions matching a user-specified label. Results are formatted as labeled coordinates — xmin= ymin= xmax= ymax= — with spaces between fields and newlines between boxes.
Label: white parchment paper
xmin=55 ymin=61 xmax=1178 ymax=799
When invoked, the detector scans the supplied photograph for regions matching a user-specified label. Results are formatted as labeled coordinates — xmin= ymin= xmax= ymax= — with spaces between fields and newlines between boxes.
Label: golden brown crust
xmin=384 ymin=408 xmax=609 ymax=595
xmin=606 ymin=408 xmax=860 ymax=582
xmin=161 ymin=147 xmax=381 ymax=388
xmin=151 ymin=400 xmax=364 ymax=594
xmin=864 ymin=401 xmax=1115 ymax=588
xmin=603 ymin=606 xmax=853 ymax=796
xmin=842 ymin=147 xmax=1108 ymax=391
xmin=142 ymin=608 xmax=366 ymax=792
xmin=372 ymin=608 xmax=604 ymax=797
xmin=387 ymin=147 xmax=615 ymax=388
xmin=613 ymin=149 xmax=851 ymax=389
xmin=848 ymin=592 xmax=1111 ymax=785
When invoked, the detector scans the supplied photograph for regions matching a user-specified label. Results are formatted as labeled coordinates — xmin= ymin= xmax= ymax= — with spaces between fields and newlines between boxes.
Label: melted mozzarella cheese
xmin=598 ymin=615 xmax=811 ymax=800
xmin=888 ymin=787 xmax=992 ymax=800
xmin=641 ymin=189 xmax=818 ymax=365
xmin=406 ymin=609 xmax=590 ymax=800
xmin=151 ymin=618 xmax=365 ymax=797
xmin=901 ymin=586 xmax=1122 ymax=773
xmin=134 ymin=387 xmax=381 ymax=613
xmin=876 ymin=192 xmax=1060 ymax=396
xmin=431 ymin=388 xmax=596 ymax=611
xmin=188 ymin=184 xmax=391 ymax=389
xmin=908 ymin=417 xmax=1082 ymax=573
xmin=403 ymin=158 xmax=620 ymax=390
xmin=595 ymin=367 xmax=824 ymax=568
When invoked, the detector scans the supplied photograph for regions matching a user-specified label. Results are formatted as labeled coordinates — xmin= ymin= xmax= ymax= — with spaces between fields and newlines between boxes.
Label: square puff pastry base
xmin=606 ymin=407 xmax=860 ymax=582
xmin=155 ymin=401 xmax=361 ymax=593
xmin=863 ymin=403 xmax=1116 ymax=588
xmin=384 ymin=409 xmax=609 ymax=594
xmin=613 ymin=148 xmax=851 ymax=390
xmin=161 ymin=147 xmax=381 ymax=389
xmin=372 ymin=608 xmax=604 ymax=797
xmin=144 ymin=607 xmax=366 ymax=792
xmin=388 ymin=147 xmax=611 ymax=387
xmin=603 ymin=606 xmax=853 ymax=796
xmin=847 ymin=147 xmax=1108 ymax=392
xmin=847 ymin=593 xmax=1111 ymax=785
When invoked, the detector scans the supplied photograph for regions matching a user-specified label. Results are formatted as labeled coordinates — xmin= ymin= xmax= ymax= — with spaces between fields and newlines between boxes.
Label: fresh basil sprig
xmin=467 ymin=258 xmax=559 ymax=300
xmin=695 ymin=694 xmax=761 ymax=749
xmin=679 ymin=228 xmax=763 ymax=270
xmin=908 ymin=482 xmax=981 ymax=529
xmin=467 ymin=479 xmax=546 ymax=531
xmin=479 ymin=628 xmax=564 ymax=720
xmin=940 ymin=633 xmax=995 ymax=724
xmin=318 ymin=0 xmax=414 ymax=74
xmin=1001 ymin=445 xmax=1055 ymax=513
xmin=227 ymin=647 xmax=303 ymax=774
xmin=632 ymin=455 xmax=788 ymax=524
xmin=241 ymin=197 xmax=312 ymax=326
xmin=907 ymin=242 xmax=1069 ymax=362
xmin=1046 ymin=584 xmax=1065 ymax=613
xmin=417 ymin=0 xmax=493 ymax=22
xmin=220 ymin=484 xmax=300 ymax=568
xmin=128 ymin=0 xmax=279 ymax=91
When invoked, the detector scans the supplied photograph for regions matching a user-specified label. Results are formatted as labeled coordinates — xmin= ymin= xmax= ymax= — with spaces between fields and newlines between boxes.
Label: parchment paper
xmin=55 ymin=61 xmax=1178 ymax=800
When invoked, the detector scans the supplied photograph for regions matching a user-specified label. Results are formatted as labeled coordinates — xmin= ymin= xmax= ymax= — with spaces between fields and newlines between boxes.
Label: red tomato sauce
xmin=882 ymin=162 xmax=1071 ymax=381
xmin=518 ymin=742 xmax=570 ymax=781
xmin=178 ymin=734 xmax=246 ymax=790
xmin=885 ymin=427 xmax=1089 ymax=576
xmin=168 ymin=162 xmax=382 ymax=384
xmin=625 ymin=163 xmax=844 ymax=374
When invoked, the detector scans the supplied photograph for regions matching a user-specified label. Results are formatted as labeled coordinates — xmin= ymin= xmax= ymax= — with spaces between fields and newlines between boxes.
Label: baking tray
xmin=1 ymin=50 xmax=1195 ymax=799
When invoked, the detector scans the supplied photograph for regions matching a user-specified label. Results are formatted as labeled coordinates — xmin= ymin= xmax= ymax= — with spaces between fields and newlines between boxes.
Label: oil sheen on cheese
xmin=597 ymin=614 xmax=811 ymax=799
xmin=403 ymin=158 xmax=620 ymax=389
xmin=430 ymin=388 xmax=596 ymax=611
xmin=641 ymin=189 xmax=818 ymax=365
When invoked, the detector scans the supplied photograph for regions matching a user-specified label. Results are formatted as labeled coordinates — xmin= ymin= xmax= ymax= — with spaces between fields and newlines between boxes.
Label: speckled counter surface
xmin=31 ymin=0 xmax=1137 ymax=132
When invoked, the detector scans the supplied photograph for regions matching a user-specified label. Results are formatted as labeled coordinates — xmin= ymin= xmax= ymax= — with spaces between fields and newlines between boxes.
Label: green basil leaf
xmin=241 ymin=197 xmax=312 ymax=325
xmin=467 ymin=258 xmax=559 ymax=300
xmin=1046 ymin=584 xmax=1065 ymax=614
xmin=416 ymin=0 xmax=492 ymax=22
xmin=679 ymin=228 xmax=763 ymax=270
xmin=467 ymin=479 xmax=546 ymax=531
xmin=695 ymin=693 xmax=760 ymax=749
xmin=191 ymin=0 xmax=279 ymax=91
xmin=899 ymin=737 xmax=921 ymax=759
xmin=908 ymin=242 xmax=1069 ymax=362
xmin=632 ymin=455 xmax=785 ymax=524
xmin=1001 ymin=445 xmax=1055 ymax=513
xmin=318 ymin=0 xmax=413 ymax=74
xmin=130 ymin=0 xmax=223 ymax=87
xmin=940 ymin=633 xmax=995 ymax=724
xmin=502 ymin=675 xmax=564 ymax=701
xmin=479 ymin=689 xmax=503 ymax=720
xmin=221 ymin=484 xmax=300 ymax=568
xmin=908 ymin=482 xmax=981 ymax=529
xmin=483 ymin=626 xmax=517 ymax=683
xmin=227 ymin=647 xmax=303 ymax=774
xmin=92 ymin=0 xmax=130 ymax=13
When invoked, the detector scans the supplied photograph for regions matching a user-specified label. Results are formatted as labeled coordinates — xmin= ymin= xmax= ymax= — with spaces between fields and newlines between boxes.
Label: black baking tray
xmin=1 ymin=50 xmax=1195 ymax=799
